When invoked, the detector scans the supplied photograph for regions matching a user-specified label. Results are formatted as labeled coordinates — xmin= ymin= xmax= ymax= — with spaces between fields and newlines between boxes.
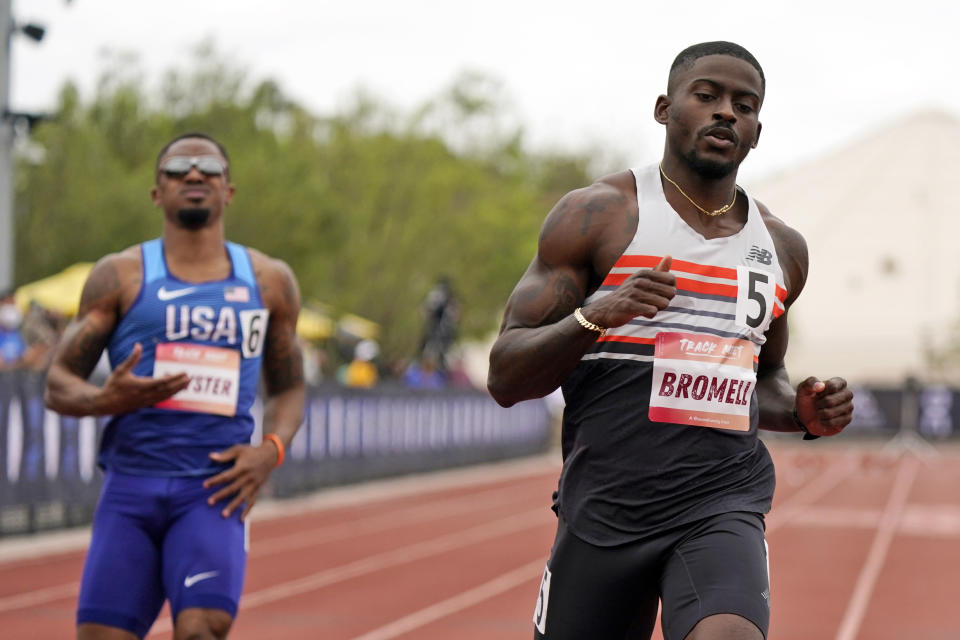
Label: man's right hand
xmin=584 ymin=255 xmax=676 ymax=329
xmin=96 ymin=343 xmax=190 ymax=415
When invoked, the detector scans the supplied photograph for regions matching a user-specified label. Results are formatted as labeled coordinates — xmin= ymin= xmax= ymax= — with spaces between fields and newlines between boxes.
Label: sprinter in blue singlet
xmin=45 ymin=133 xmax=306 ymax=640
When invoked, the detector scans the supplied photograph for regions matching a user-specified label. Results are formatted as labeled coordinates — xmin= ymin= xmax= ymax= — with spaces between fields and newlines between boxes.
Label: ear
xmin=752 ymin=121 xmax=763 ymax=149
xmin=224 ymin=183 xmax=236 ymax=206
xmin=150 ymin=184 xmax=161 ymax=206
xmin=654 ymin=94 xmax=670 ymax=125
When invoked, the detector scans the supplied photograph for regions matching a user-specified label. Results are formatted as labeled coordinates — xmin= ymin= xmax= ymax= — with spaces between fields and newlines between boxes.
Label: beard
xmin=176 ymin=208 xmax=211 ymax=229
xmin=682 ymin=148 xmax=738 ymax=179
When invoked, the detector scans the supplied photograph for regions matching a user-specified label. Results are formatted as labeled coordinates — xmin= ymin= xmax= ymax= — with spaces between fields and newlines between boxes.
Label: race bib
xmin=153 ymin=343 xmax=240 ymax=416
xmin=649 ymin=331 xmax=755 ymax=431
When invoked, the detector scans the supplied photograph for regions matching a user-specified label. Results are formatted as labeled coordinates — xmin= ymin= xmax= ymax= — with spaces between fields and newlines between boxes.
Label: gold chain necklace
xmin=659 ymin=163 xmax=737 ymax=217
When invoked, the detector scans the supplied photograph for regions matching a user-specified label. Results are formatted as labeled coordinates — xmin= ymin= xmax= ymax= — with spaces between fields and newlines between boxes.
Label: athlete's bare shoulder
xmin=246 ymin=248 xmax=300 ymax=316
xmin=79 ymin=246 xmax=143 ymax=317
xmin=539 ymin=170 xmax=638 ymax=278
xmin=756 ymin=199 xmax=808 ymax=303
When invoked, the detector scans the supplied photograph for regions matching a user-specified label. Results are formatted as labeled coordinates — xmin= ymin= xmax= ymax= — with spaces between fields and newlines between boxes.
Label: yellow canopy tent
xmin=297 ymin=306 xmax=335 ymax=341
xmin=337 ymin=313 xmax=380 ymax=341
xmin=14 ymin=262 xmax=94 ymax=316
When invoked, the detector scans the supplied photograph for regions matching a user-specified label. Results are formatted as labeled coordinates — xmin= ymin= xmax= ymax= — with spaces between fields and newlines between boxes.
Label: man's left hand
xmin=203 ymin=443 xmax=278 ymax=520
xmin=795 ymin=376 xmax=855 ymax=437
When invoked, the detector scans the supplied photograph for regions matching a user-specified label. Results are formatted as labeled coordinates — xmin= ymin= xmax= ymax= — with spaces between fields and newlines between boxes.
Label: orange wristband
xmin=263 ymin=433 xmax=285 ymax=467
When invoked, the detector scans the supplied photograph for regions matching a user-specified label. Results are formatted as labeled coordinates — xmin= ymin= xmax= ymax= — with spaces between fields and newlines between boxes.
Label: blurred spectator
xmin=19 ymin=302 xmax=66 ymax=371
xmin=420 ymin=276 xmax=459 ymax=372
xmin=298 ymin=336 xmax=328 ymax=386
xmin=445 ymin=356 xmax=476 ymax=389
xmin=340 ymin=339 xmax=380 ymax=388
xmin=0 ymin=291 xmax=26 ymax=370
xmin=404 ymin=350 xmax=446 ymax=389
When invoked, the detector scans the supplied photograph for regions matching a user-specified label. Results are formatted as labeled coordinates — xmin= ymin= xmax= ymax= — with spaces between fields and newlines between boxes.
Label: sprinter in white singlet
xmin=488 ymin=42 xmax=854 ymax=640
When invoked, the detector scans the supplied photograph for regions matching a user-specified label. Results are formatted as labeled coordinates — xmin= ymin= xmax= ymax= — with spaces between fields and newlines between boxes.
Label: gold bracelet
xmin=573 ymin=307 xmax=607 ymax=338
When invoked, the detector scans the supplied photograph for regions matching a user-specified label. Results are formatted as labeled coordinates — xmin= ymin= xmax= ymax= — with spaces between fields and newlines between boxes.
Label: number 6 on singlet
xmin=239 ymin=309 xmax=270 ymax=358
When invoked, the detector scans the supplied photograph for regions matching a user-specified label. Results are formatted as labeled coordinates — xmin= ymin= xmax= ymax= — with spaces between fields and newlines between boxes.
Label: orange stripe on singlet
xmin=597 ymin=335 xmax=656 ymax=344
xmin=605 ymin=255 xmax=788 ymax=302
xmin=601 ymin=273 xmax=737 ymax=298
xmin=611 ymin=255 xmax=738 ymax=280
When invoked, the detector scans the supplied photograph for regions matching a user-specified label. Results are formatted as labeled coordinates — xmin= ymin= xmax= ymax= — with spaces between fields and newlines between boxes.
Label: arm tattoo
xmin=61 ymin=321 xmax=111 ymax=378
xmin=263 ymin=327 xmax=304 ymax=394
xmin=60 ymin=261 xmax=122 ymax=377
xmin=263 ymin=265 xmax=304 ymax=394
xmin=528 ymin=273 xmax=583 ymax=326
xmin=581 ymin=192 xmax=625 ymax=236
xmin=279 ymin=269 xmax=298 ymax=307
xmin=77 ymin=261 xmax=121 ymax=316
xmin=547 ymin=274 xmax=582 ymax=323
xmin=254 ymin=266 xmax=271 ymax=300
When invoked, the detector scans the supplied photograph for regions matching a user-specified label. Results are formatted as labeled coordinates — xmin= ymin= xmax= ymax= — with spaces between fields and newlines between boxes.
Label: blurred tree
xmin=14 ymin=43 xmax=592 ymax=361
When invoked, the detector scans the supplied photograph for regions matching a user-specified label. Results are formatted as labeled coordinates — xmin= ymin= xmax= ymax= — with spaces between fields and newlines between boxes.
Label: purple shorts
xmin=77 ymin=471 xmax=247 ymax=638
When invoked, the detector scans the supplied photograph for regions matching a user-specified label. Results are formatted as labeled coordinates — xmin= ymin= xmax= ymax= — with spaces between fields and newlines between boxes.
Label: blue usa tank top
xmin=99 ymin=238 xmax=269 ymax=476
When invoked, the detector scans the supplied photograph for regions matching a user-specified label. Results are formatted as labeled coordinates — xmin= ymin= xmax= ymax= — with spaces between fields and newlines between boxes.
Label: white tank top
xmin=555 ymin=164 xmax=783 ymax=544
xmin=584 ymin=164 xmax=787 ymax=360
xmin=581 ymin=164 xmax=787 ymax=432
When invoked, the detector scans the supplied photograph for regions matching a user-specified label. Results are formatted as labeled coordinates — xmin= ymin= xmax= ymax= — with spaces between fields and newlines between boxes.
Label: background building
xmin=750 ymin=110 xmax=960 ymax=385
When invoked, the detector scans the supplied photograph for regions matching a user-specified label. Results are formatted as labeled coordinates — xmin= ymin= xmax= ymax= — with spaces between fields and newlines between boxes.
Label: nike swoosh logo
xmin=158 ymin=286 xmax=197 ymax=301
xmin=184 ymin=570 xmax=220 ymax=588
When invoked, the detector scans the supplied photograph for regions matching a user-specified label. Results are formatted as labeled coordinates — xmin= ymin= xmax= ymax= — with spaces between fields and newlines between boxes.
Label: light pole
xmin=0 ymin=0 xmax=12 ymax=292
xmin=0 ymin=0 xmax=46 ymax=291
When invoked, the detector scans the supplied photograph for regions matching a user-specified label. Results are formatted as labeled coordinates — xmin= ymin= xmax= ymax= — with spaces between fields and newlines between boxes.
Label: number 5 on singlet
xmin=533 ymin=564 xmax=551 ymax=634
xmin=735 ymin=266 xmax=775 ymax=330
xmin=239 ymin=309 xmax=270 ymax=358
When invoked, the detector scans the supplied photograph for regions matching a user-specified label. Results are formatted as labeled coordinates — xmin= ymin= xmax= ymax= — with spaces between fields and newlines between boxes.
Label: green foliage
xmin=14 ymin=45 xmax=592 ymax=360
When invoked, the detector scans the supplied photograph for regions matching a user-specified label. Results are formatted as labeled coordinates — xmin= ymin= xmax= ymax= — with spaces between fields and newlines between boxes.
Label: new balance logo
xmin=746 ymin=246 xmax=773 ymax=265
xmin=158 ymin=286 xmax=197 ymax=301
xmin=184 ymin=570 xmax=219 ymax=588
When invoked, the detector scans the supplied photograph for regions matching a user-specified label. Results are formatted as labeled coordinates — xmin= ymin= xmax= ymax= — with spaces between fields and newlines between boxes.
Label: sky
xmin=11 ymin=0 xmax=960 ymax=185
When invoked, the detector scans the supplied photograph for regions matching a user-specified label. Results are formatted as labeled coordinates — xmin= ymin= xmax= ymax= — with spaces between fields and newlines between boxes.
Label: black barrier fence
xmin=839 ymin=384 xmax=960 ymax=439
xmin=0 ymin=372 xmax=552 ymax=537
xmin=3 ymin=373 xmax=958 ymax=537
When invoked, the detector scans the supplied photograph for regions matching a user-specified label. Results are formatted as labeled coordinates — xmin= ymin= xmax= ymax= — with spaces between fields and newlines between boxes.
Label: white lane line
xmin=899 ymin=504 xmax=960 ymax=537
xmin=834 ymin=455 xmax=919 ymax=640
xmin=243 ymin=509 xmax=546 ymax=608
xmin=252 ymin=453 xmax=559 ymax=520
xmin=787 ymin=507 xmax=882 ymax=530
xmin=147 ymin=508 xmax=549 ymax=636
xmin=0 ymin=484 xmax=530 ymax=616
xmin=0 ymin=453 xmax=560 ymax=567
xmin=0 ymin=460 xmax=556 ymax=617
xmin=0 ymin=582 xmax=78 ymax=612
xmin=767 ymin=452 xmax=859 ymax=534
xmin=349 ymin=559 xmax=545 ymax=640
xmin=251 ymin=483 xmax=541 ymax=558
xmin=0 ymin=528 xmax=91 ymax=565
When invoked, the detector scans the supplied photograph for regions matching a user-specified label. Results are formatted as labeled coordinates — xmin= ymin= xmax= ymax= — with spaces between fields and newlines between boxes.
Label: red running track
xmin=1 ymin=440 xmax=959 ymax=639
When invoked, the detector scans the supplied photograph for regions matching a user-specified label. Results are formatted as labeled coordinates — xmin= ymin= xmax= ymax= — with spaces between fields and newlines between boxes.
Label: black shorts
xmin=532 ymin=511 xmax=770 ymax=640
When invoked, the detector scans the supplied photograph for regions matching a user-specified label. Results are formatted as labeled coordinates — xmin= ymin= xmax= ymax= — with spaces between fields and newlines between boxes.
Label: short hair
xmin=155 ymin=132 xmax=230 ymax=171
xmin=668 ymin=41 xmax=765 ymax=95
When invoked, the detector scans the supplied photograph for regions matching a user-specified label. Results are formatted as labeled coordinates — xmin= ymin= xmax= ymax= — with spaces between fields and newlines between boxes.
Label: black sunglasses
xmin=160 ymin=155 xmax=227 ymax=178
